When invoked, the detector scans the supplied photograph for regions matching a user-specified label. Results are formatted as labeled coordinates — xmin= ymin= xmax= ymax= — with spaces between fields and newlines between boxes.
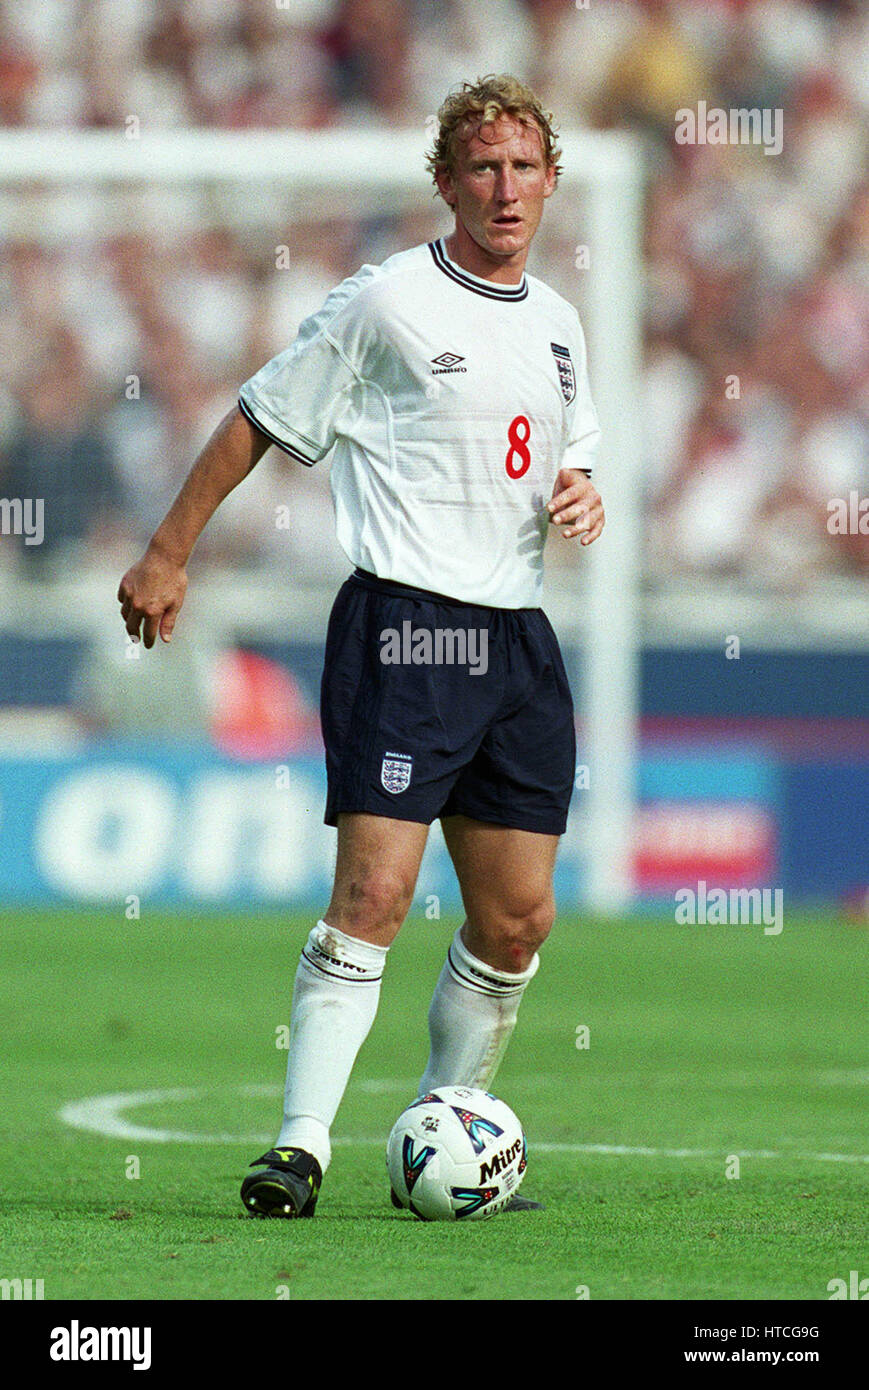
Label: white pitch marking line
xmin=57 ymin=1087 xmax=869 ymax=1164
xmin=58 ymin=1090 xmax=267 ymax=1146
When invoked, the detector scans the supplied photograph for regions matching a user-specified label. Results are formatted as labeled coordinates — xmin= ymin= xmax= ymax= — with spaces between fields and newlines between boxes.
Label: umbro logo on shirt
xmin=430 ymin=352 xmax=467 ymax=375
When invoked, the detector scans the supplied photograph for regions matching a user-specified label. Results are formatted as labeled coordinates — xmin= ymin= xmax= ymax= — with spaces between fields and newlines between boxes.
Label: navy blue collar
xmin=429 ymin=238 xmax=529 ymax=301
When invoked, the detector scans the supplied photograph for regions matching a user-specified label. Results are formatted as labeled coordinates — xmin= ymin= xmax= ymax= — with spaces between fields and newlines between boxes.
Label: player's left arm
xmin=548 ymin=467 xmax=605 ymax=545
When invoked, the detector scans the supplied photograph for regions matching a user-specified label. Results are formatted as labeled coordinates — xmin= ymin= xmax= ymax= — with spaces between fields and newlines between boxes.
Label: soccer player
xmin=118 ymin=74 xmax=603 ymax=1219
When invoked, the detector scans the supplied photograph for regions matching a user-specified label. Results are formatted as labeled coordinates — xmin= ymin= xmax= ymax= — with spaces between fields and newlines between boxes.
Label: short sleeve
xmin=238 ymin=272 xmax=376 ymax=465
xmin=561 ymin=315 xmax=601 ymax=476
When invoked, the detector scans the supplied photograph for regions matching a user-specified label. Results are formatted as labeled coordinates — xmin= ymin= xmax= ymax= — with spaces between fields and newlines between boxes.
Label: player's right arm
xmin=117 ymin=404 xmax=270 ymax=649
xmin=119 ymin=267 xmax=375 ymax=648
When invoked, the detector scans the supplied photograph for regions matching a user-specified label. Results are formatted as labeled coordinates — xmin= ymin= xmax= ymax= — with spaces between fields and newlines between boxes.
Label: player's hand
xmin=547 ymin=468 xmax=604 ymax=545
xmin=117 ymin=543 xmax=188 ymax=649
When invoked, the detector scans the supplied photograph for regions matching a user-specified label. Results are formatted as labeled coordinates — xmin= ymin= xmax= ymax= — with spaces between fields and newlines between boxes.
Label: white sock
xmin=275 ymin=920 xmax=388 ymax=1172
xmin=418 ymin=924 xmax=539 ymax=1095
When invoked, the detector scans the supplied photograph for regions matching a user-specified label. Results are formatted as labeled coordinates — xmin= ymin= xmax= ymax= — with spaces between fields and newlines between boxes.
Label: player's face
xmin=438 ymin=116 xmax=556 ymax=264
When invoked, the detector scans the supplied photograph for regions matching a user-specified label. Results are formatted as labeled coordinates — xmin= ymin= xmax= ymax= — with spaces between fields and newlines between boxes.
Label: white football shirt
xmin=239 ymin=237 xmax=600 ymax=608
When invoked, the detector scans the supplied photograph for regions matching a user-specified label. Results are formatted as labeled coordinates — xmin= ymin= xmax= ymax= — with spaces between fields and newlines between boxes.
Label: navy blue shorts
xmin=320 ymin=570 xmax=575 ymax=835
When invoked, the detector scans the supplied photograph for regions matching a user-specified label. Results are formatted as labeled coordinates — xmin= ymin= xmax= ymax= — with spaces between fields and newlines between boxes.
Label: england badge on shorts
xmin=381 ymin=752 xmax=413 ymax=794
xmin=551 ymin=342 xmax=576 ymax=404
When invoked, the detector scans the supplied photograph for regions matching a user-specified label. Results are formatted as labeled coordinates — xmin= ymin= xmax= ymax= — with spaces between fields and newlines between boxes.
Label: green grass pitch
xmin=0 ymin=906 xmax=865 ymax=1300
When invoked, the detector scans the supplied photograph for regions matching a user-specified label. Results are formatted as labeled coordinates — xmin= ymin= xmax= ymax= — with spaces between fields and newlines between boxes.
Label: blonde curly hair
xmin=426 ymin=74 xmax=563 ymax=189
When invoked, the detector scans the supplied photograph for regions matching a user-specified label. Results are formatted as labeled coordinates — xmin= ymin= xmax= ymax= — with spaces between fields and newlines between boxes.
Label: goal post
xmin=0 ymin=126 xmax=644 ymax=914
xmin=567 ymin=133 xmax=645 ymax=915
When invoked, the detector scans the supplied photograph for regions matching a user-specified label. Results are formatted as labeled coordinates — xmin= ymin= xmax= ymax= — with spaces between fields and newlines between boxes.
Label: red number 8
xmin=505 ymin=415 xmax=532 ymax=479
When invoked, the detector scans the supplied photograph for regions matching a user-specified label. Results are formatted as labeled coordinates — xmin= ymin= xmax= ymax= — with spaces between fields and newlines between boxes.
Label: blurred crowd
xmin=0 ymin=0 xmax=866 ymax=588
